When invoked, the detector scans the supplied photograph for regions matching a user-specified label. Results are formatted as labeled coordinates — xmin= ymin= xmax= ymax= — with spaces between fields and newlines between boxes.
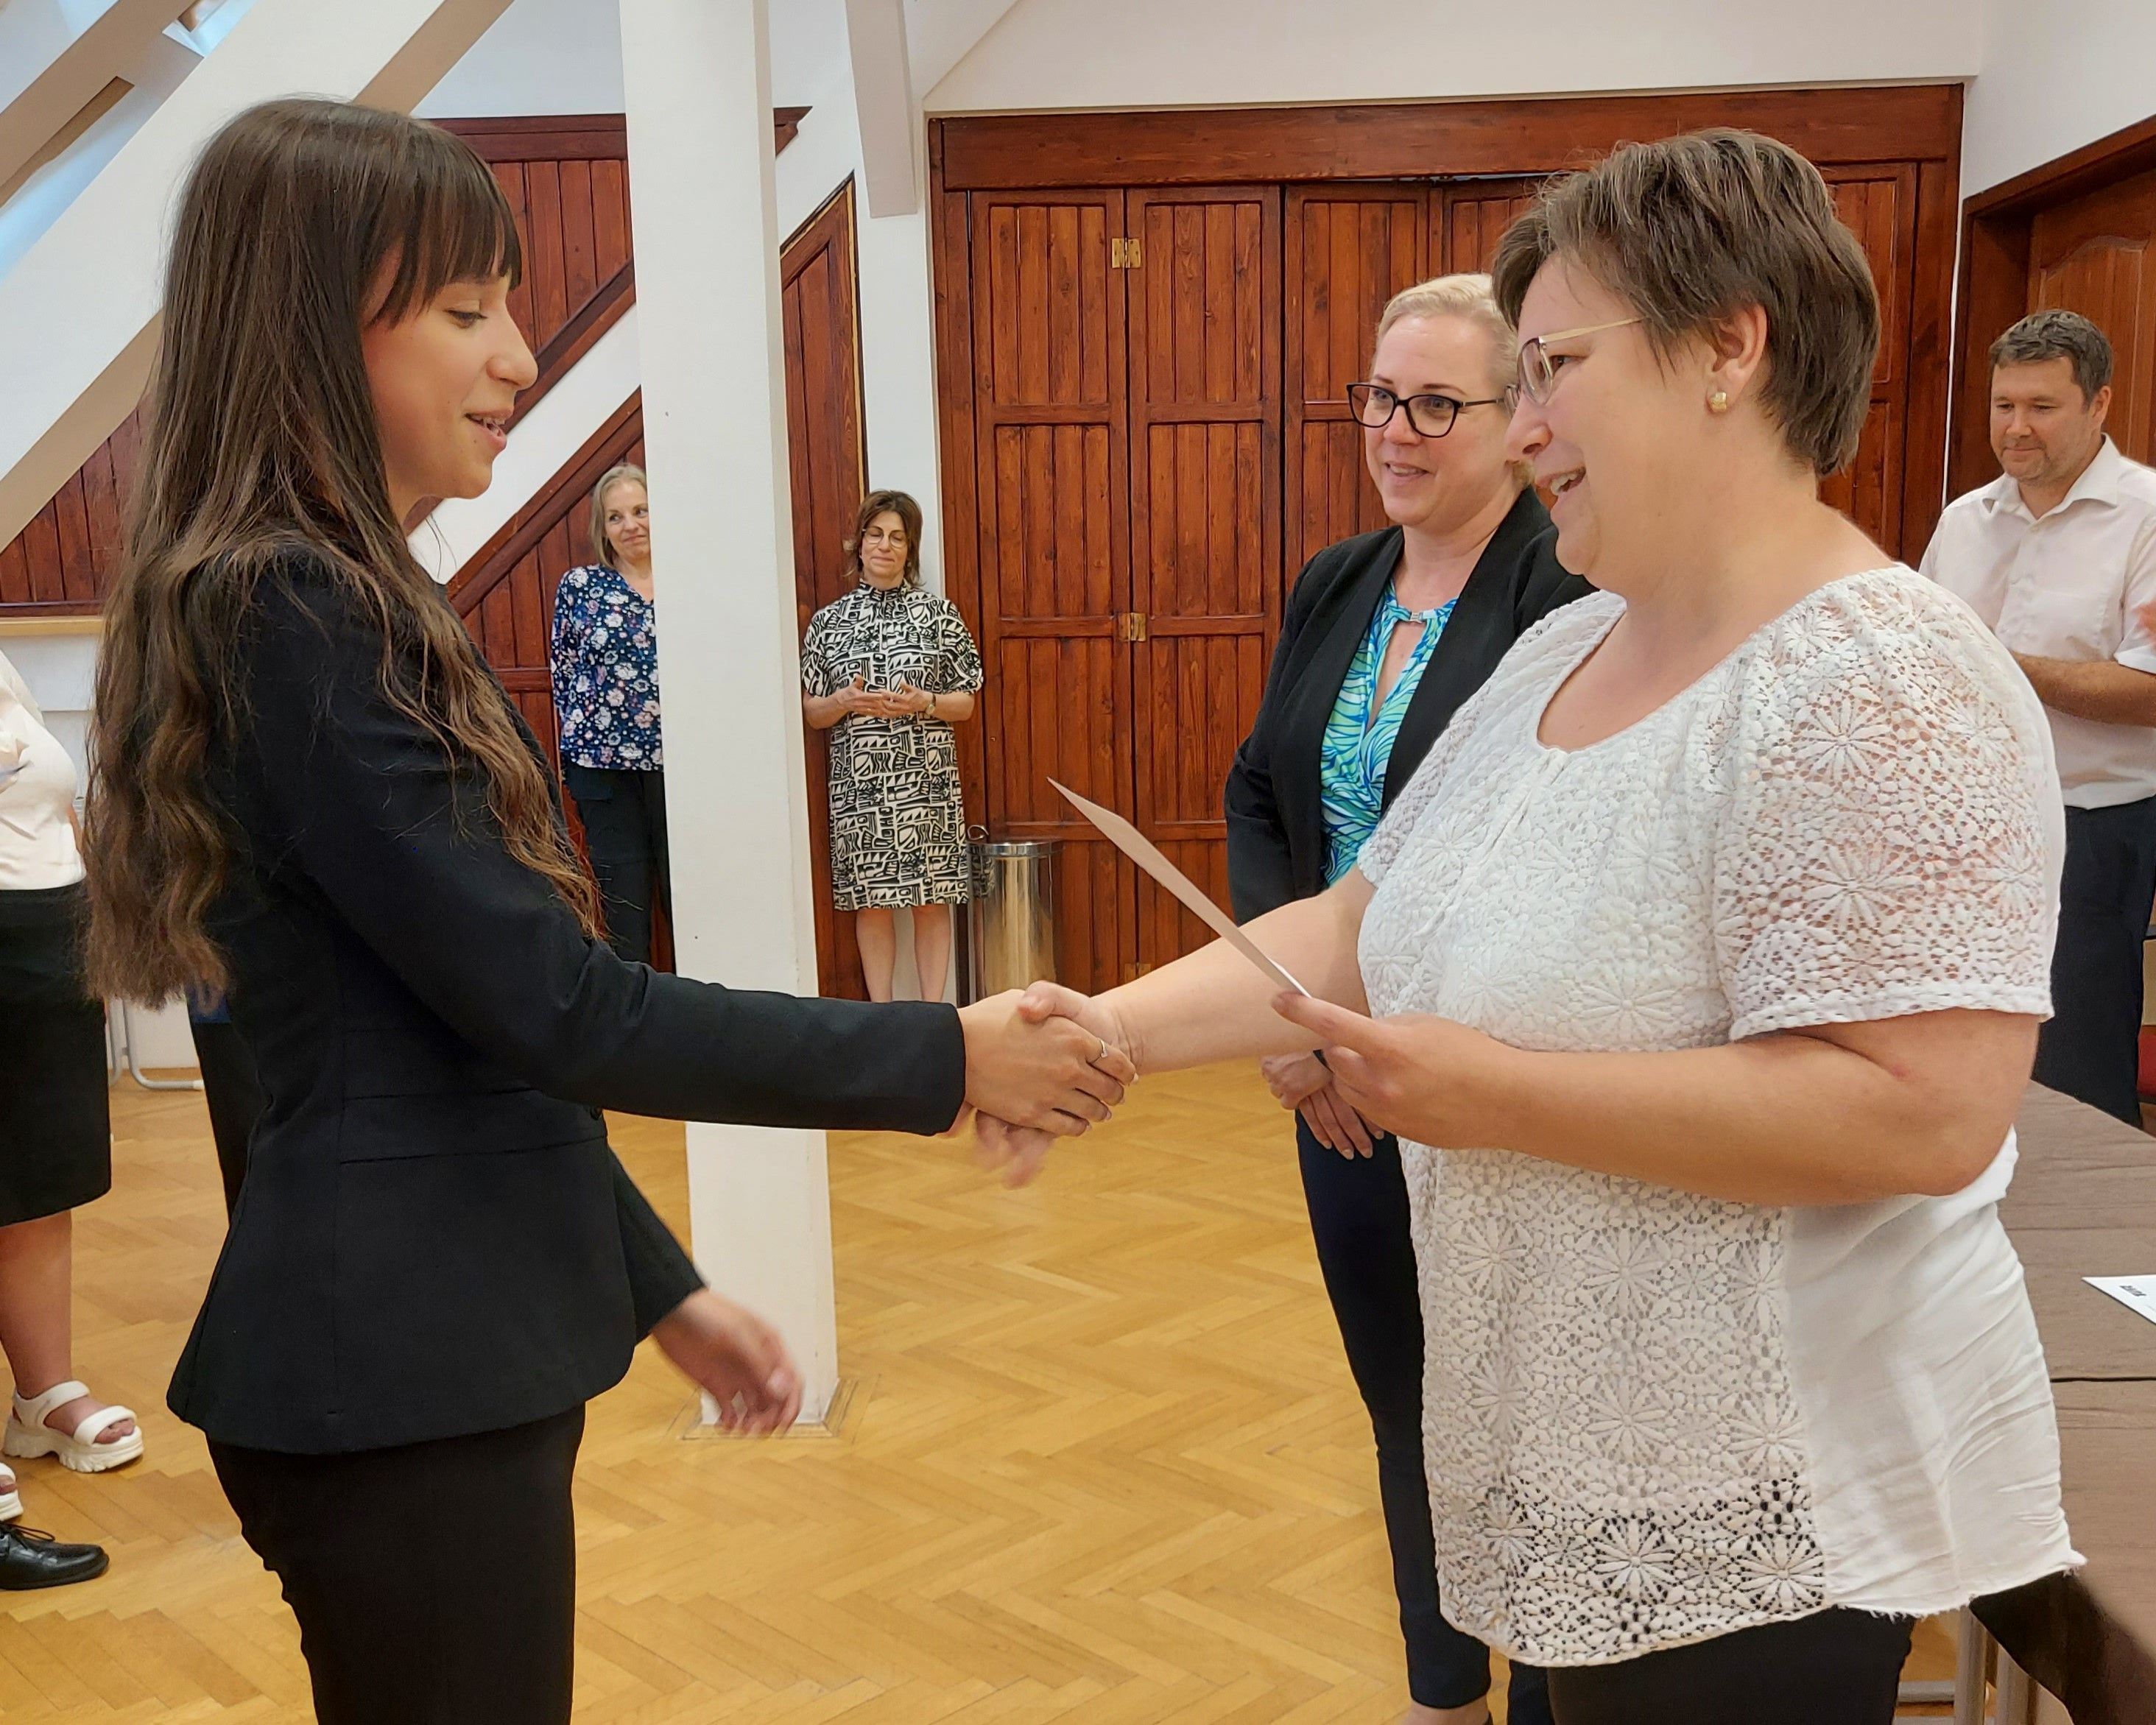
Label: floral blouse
xmin=1318 ymin=585 xmax=1457 ymax=883
xmin=549 ymin=564 xmax=662 ymax=769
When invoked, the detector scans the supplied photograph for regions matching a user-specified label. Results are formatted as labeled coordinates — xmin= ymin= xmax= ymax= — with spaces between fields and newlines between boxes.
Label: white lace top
xmin=1356 ymin=566 xmax=2078 ymax=1667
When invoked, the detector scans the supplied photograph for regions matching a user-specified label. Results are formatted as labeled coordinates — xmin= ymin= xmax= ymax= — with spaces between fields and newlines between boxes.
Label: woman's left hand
xmin=652 ymin=1288 xmax=804 ymax=1434
xmin=1270 ymin=992 xmax=1512 ymax=1149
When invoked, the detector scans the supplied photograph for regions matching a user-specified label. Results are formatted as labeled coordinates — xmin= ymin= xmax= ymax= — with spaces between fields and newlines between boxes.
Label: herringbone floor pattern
xmin=1 ymin=1063 xmax=1954 ymax=1721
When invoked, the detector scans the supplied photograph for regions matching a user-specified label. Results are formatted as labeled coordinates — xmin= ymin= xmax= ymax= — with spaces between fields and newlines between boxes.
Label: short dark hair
xmin=1990 ymin=308 xmax=2113 ymax=401
xmin=1491 ymin=128 xmax=1879 ymax=477
xmin=846 ymin=489 xmax=924 ymax=587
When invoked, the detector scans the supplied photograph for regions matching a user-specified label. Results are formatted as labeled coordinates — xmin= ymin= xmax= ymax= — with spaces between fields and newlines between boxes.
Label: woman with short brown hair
xmin=997 ymin=130 xmax=2073 ymax=1722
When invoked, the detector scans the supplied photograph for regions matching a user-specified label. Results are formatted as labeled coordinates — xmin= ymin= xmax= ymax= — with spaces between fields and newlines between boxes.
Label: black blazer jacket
xmin=1225 ymin=490 xmax=1592 ymax=921
xmin=169 ymin=552 xmax=965 ymax=1454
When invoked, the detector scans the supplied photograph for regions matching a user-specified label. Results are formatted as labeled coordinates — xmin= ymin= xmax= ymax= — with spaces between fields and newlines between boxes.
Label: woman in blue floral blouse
xmin=549 ymin=465 xmax=669 ymax=964
xmin=802 ymin=490 xmax=984 ymax=1002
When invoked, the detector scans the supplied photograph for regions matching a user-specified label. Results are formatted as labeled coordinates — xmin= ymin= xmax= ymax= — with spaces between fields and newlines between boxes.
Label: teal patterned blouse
xmin=1319 ymin=586 xmax=1458 ymax=884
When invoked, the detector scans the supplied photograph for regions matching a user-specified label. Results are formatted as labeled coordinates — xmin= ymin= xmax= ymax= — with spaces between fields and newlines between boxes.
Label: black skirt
xmin=0 ymin=882 xmax=111 ymax=1225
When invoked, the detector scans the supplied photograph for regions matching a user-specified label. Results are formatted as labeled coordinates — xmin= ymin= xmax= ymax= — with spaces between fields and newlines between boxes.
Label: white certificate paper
xmin=1049 ymin=779 xmax=1311 ymax=996
xmin=2085 ymin=1275 xmax=2156 ymax=1327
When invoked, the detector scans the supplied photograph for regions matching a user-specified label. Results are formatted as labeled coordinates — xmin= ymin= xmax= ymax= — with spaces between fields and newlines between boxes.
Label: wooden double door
xmin=949 ymin=173 xmax=1928 ymax=992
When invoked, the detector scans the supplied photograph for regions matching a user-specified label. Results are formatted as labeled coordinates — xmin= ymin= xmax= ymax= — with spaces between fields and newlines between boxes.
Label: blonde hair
xmin=588 ymin=464 xmax=648 ymax=568
xmin=1373 ymin=273 xmax=1530 ymax=489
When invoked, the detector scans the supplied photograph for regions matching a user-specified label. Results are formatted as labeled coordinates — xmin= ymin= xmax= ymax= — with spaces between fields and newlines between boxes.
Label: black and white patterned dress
xmin=801 ymin=581 xmax=984 ymax=910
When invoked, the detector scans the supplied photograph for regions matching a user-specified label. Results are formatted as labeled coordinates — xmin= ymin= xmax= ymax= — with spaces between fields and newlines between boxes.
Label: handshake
xmin=952 ymin=982 xmax=1137 ymax=1187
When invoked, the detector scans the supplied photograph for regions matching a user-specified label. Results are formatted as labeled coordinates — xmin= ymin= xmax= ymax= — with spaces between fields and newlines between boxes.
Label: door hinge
xmin=1118 ymin=611 xmax=1149 ymax=642
xmin=1110 ymin=236 xmax=1142 ymax=269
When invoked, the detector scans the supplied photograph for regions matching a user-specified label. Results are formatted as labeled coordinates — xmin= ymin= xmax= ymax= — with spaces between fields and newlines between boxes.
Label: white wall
xmin=417 ymin=0 xmax=845 ymax=117
xmin=1962 ymin=0 xmax=2156 ymax=193
xmin=925 ymin=0 xmax=1982 ymax=113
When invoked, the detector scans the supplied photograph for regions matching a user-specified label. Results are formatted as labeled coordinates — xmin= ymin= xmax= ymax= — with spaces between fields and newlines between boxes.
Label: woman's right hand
xmin=1262 ymin=1051 xmax=1374 ymax=1158
xmin=957 ymin=990 xmax=1135 ymax=1139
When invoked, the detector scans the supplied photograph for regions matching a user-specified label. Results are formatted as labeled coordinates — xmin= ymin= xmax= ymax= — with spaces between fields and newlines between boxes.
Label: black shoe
xmin=0 ymin=1522 xmax=109 ymax=1590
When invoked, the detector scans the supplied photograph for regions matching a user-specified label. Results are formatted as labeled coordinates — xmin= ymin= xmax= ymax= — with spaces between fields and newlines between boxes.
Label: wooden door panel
xmin=2031 ymin=164 xmax=2156 ymax=465
xmin=1136 ymin=631 xmax=1269 ymax=839
xmin=1822 ymin=165 xmax=1920 ymax=554
xmin=1440 ymin=182 xmax=1540 ymax=273
xmin=969 ymin=189 xmax=1135 ymax=990
xmin=1284 ymin=186 xmax=1429 ymax=572
xmin=1136 ymin=837 xmax=1235 ymax=978
xmin=1126 ymin=186 xmax=1280 ymax=973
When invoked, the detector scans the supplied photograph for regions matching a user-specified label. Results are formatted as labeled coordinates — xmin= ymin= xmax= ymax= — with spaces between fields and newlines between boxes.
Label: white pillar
xmin=618 ymin=0 xmax=841 ymax=1421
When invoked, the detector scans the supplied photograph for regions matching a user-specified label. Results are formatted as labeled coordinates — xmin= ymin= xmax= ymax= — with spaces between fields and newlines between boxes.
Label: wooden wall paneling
xmin=1438 ymin=180 xmax=1540 ymax=273
xmin=967 ymin=188 xmax=1135 ymax=994
xmin=1125 ymin=186 xmax=1281 ymax=972
xmin=1283 ymin=184 xmax=1428 ymax=574
xmin=2028 ymin=163 xmax=2156 ymax=464
xmin=781 ymin=183 xmax=870 ymax=1000
xmin=1818 ymin=163 xmax=1920 ymax=555
xmin=937 ymin=85 xmax=1962 ymax=191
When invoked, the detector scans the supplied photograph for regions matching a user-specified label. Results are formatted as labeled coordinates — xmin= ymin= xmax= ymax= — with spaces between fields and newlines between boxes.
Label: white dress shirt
xmin=0 ymin=649 xmax=85 ymax=891
xmin=1921 ymin=436 xmax=2156 ymax=809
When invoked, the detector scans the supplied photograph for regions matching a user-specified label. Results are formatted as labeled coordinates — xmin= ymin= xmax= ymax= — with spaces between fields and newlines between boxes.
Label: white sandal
xmin=0 ymin=1463 xmax=18 ymax=1522
xmin=4 ymin=1383 xmax=145 ymax=1475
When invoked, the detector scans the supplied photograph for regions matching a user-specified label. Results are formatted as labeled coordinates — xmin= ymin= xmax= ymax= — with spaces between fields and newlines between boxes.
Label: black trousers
xmin=189 ymin=1017 xmax=264 ymax=1216
xmin=563 ymin=764 xmax=672 ymax=967
xmin=1297 ymin=1119 xmax=1551 ymax=1721
xmin=1545 ymin=1608 xmax=1912 ymax=1724
xmin=211 ymin=1406 xmax=585 ymax=1725
xmin=2035 ymin=796 xmax=2156 ymax=1124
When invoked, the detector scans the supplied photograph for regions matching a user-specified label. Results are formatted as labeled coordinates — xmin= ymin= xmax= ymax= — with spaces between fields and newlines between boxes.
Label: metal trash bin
xmin=965 ymin=833 xmax=1057 ymax=1001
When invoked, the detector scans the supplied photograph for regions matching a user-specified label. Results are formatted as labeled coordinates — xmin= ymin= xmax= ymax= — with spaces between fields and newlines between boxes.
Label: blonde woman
xmin=1225 ymin=275 xmax=1586 ymax=1725
xmin=549 ymin=465 xmax=668 ymax=963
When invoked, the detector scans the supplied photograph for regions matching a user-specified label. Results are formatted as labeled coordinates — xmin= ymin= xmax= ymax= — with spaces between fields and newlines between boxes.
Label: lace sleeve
xmin=1711 ymin=576 xmax=2062 ymax=1042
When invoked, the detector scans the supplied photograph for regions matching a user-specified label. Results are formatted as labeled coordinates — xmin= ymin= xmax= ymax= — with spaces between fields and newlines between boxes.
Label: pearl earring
xmin=1708 ymin=389 xmax=1731 ymax=415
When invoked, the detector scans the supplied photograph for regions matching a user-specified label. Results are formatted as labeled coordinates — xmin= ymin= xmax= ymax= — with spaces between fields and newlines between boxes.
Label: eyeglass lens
xmin=1347 ymin=384 xmax=1459 ymax=437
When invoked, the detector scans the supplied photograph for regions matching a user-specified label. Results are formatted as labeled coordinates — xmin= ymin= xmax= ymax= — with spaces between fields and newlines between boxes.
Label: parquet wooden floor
xmin=2 ymin=1063 xmax=1957 ymax=1722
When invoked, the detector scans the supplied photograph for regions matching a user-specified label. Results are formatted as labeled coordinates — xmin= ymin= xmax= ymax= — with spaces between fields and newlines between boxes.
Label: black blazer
xmin=170 ymin=552 xmax=965 ymax=1454
xmin=1225 ymin=490 xmax=1591 ymax=920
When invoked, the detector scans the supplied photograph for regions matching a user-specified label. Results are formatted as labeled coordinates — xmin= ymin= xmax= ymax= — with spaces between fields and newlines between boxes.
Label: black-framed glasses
xmin=1346 ymin=381 xmax=1513 ymax=438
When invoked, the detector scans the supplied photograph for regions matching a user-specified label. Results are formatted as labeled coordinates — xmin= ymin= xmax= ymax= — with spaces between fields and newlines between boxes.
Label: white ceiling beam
xmin=845 ymin=0 xmax=918 ymax=216
xmin=0 ymin=0 xmax=188 ymax=197
xmin=0 ymin=0 xmax=515 ymax=550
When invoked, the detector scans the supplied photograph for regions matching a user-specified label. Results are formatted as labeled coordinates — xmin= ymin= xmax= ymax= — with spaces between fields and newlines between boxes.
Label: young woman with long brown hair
xmin=84 ymin=99 xmax=1130 ymax=1724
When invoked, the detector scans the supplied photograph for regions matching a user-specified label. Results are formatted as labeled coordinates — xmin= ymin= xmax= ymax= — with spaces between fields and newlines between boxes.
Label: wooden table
xmin=1971 ymin=1086 xmax=2156 ymax=1724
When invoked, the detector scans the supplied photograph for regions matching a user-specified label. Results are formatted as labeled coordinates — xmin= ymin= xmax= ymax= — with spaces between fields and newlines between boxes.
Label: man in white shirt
xmin=1923 ymin=308 xmax=2156 ymax=1123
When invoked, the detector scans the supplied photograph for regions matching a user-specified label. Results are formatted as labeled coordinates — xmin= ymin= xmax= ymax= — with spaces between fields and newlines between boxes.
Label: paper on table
xmin=1049 ymin=778 xmax=1311 ymax=996
xmin=2085 ymin=1274 xmax=2156 ymax=1327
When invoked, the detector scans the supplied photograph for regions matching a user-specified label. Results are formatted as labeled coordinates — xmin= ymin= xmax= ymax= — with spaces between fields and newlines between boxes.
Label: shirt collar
xmin=1985 ymin=435 xmax=2125 ymax=523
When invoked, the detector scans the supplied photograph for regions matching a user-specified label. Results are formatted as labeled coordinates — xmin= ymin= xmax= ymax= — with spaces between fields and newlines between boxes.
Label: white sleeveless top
xmin=1356 ymin=566 xmax=2077 ymax=1666
xmin=0 ymin=650 xmax=83 ymax=892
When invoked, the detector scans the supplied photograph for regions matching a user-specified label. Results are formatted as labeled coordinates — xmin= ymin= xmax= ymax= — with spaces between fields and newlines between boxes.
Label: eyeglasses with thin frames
xmin=1345 ymin=381 xmax=1514 ymax=440
xmin=1516 ymin=318 xmax=1643 ymax=406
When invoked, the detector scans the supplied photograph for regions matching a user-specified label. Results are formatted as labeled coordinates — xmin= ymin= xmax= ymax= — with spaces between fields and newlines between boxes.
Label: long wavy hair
xmin=86 ymin=99 xmax=599 ymax=1001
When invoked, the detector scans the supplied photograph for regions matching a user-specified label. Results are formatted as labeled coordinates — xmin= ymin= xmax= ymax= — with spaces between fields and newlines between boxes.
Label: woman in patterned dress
xmin=802 ymin=490 xmax=983 ymax=1001
xmin=549 ymin=465 xmax=669 ymax=964
xmin=987 ymin=131 xmax=2075 ymax=1724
